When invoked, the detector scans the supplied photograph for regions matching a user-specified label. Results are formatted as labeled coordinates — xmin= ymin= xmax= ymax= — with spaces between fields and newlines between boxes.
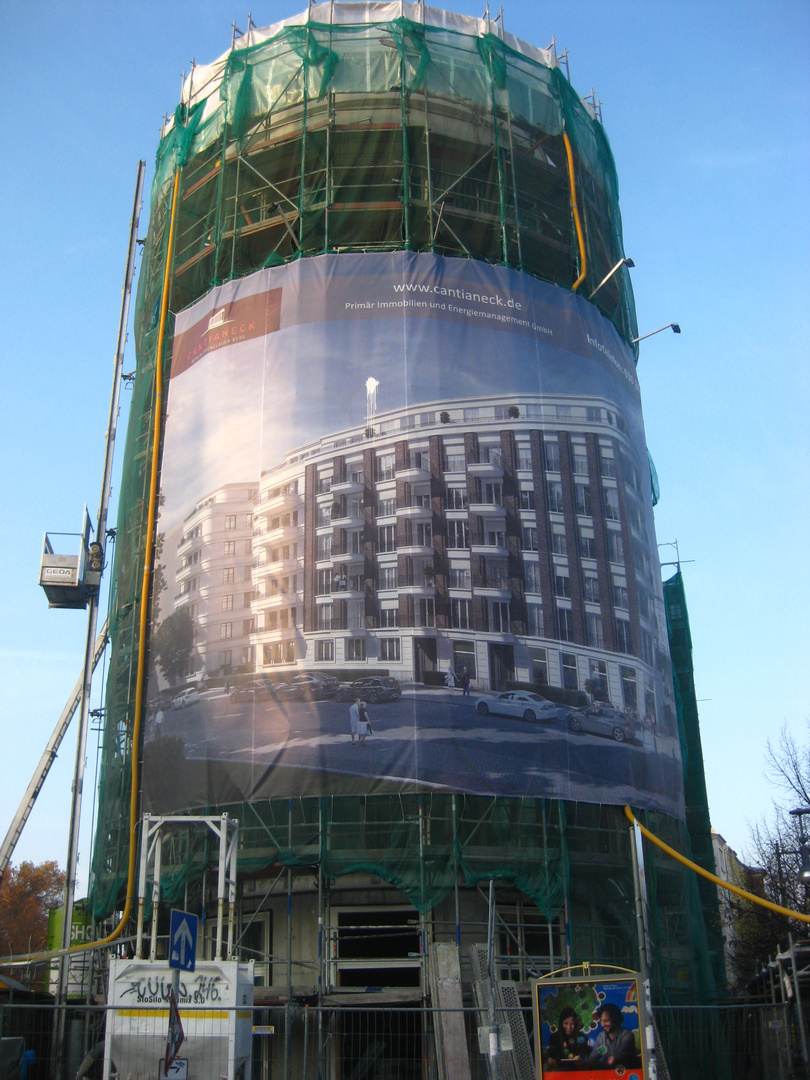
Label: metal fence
xmin=1 ymin=1001 xmax=494 ymax=1080
xmin=1 ymin=999 xmax=802 ymax=1080
xmin=654 ymin=1002 xmax=799 ymax=1080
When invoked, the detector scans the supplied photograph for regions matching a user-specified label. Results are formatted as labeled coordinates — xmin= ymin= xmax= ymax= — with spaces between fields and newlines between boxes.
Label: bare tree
xmin=764 ymin=723 xmax=810 ymax=809
xmin=730 ymin=723 xmax=810 ymax=985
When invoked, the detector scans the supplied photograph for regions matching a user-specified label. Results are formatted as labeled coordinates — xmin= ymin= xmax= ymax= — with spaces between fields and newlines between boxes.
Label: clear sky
xmin=0 ymin=0 xmax=807 ymax=893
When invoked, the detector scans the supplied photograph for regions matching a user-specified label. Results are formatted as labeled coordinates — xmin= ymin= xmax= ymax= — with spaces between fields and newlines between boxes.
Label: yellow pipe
xmin=624 ymin=805 xmax=810 ymax=924
xmin=563 ymin=132 xmax=587 ymax=293
xmin=7 ymin=171 xmax=184 ymax=971
xmin=102 ymin=167 xmax=182 ymax=948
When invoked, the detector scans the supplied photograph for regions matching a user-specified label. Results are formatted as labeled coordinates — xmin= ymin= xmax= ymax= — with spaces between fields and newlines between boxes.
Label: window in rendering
xmin=453 ymin=640 xmax=476 ymax=678
xmin=346 ymin=638 xmax=367 ymax=662
xmin=547 ymin=480 xmax=564 ymax=513
xmin=545 ymin=442 xmax=561 ymax=473
xmin=527 ymin=603 xmax=543 ymax=637
xmin=620 ymin=665 xmax=638 ymax=711
xmin=448 ymin=520 xmax=469 ymax=549
xmin=379 ymin=638 xmax=401 ymax=661
xmin=451 ymin=598 xmax=472 ymax=629
xmin=524 ymin=561 xmax=542 ymax=594
xmin=561 ymin=652 xmax=579 ymax=690
xmin=557 ymin=606 xmax=574 ymax=642
xmin=530 ymin=647 xmax=548 ymax=685
xmin=588 ymin=658 xmax=609 ymax=701
xmin=615 ymin=618 xmax=632 ymax=654
xmin=586 ymin=613 xmax=604 ymax=649
xmin=583 ymin=574 xmax=600 ymax=603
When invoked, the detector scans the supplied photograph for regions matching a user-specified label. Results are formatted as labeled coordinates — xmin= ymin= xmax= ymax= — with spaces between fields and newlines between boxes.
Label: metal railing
xmin=0 ymin=997 xmax=799 ymax=1080
xmin=0 ymin=1001 xmax=491 ymax=1080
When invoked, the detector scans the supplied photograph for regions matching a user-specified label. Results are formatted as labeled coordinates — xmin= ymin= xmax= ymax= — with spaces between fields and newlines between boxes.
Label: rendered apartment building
xmin=251 ymin=393 xmax=673 ymax=726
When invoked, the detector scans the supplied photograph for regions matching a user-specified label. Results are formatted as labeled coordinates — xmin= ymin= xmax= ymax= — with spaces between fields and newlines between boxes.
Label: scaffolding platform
xmin=39 ymin=507 xmax=102 ymax=609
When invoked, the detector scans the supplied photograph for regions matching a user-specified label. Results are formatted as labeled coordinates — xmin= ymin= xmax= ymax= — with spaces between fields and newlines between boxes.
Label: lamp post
xmin=790 ymin=808 xmax=810 ymax=882
xmin=789 ymin=809 xmax=810 ymax=1069
xmin=631 ymin=322 xmax=681 ymax=345
xmin=587 ymin=256 xmax=634 ymax=300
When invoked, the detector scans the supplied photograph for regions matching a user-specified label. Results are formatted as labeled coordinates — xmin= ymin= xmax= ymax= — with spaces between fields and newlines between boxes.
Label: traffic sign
xmin=164 ymin=986 xmax=185 ymax=1073
xmin=169 ymin=910 xmax=198 ymax=973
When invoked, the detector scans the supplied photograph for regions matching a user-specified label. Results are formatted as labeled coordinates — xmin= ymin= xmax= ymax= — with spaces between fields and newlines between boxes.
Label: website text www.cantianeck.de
xmin=386 ymin=281 xmax=549 ymax=332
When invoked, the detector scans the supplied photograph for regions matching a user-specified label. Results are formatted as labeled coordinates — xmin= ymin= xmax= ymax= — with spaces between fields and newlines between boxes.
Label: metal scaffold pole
xmin=59 ymin=159 xmax=146 ymax=988
xmin=54 ymin=159 xmax=145 ymax=1075
xmin=629 ymin=818 xmax=659 ymax=1080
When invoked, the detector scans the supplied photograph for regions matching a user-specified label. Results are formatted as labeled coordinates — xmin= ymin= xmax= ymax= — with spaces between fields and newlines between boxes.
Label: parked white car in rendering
xmin=475 ymin=691 xmax=558 ymax=723
xmin=172 ymin=687 xmax=201 ymax=710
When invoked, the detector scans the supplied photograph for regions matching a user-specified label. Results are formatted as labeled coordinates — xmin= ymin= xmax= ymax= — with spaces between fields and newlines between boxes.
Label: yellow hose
xmin=624 ymin=805 xmax=810 ymax=924
xmin=563 ymin=132 xmax=587 ymax=293
xmin=32 ymin=170 xmax=182 ymax=967
xmin=6 ymin=172 xmax=182 ymax=972
xmin=98 ymin=167 xmax=182 ymax=947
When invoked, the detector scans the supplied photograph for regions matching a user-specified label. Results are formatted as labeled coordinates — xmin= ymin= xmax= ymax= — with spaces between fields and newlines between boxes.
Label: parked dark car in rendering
xmin=230 ymin=681 xmax=279 ymax=704
xmin=334 ymin=676 xmax=402 ymax=703
xmin=566 ymin=704 xmax=635 ymax=743
xmin=279 ymin=674 xmax=339 ymax=700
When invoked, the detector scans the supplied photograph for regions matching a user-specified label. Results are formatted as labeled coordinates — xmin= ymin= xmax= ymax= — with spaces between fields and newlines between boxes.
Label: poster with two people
xmin=534 ymin=975 xmax=645 ymax=1079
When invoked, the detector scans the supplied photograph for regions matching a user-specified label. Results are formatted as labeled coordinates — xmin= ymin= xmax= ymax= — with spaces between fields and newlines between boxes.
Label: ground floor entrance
xmin=413 ymin=638 xmax=438 ymax=683
xmin=488 ymin=643 xmax=515 ymax=691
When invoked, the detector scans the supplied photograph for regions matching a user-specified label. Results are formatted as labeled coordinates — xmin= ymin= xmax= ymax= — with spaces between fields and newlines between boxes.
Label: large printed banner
xmin=143 ymin=252 xmax=683 ymax=818
xmin=533 ymin=975 xmax=646 ymax=1079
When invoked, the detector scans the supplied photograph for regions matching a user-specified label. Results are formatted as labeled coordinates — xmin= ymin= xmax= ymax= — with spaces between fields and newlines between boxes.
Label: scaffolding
xmin=88 ymin=11 xmax=722 ymax=1076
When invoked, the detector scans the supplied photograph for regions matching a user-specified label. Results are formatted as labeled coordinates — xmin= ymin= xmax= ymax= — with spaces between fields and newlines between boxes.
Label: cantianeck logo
xmin=171 ymin=287 xmax=282 ymax=378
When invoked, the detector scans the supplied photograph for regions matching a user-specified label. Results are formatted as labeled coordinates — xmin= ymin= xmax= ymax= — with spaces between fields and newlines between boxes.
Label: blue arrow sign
xmin=169 ymin=909 xmax=198 ymax=972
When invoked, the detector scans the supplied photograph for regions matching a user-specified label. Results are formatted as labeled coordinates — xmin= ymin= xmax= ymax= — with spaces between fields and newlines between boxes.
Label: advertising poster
xmin=533 ymin=976 xmax=645 ymax=1079
xmin=142 ymin=251 xmax=682 ymax=818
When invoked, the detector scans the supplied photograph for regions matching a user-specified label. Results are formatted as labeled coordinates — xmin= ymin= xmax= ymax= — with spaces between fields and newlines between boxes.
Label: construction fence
xmin=0 ymin=998 xmax=800 ymax=1080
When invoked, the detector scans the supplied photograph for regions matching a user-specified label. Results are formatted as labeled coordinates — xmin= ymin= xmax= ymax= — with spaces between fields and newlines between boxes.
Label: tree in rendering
xmin=152 ymin=607 xmax=194 ymax=686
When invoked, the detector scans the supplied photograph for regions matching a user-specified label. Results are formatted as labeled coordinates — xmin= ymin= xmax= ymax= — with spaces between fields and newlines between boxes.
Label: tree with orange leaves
xmin=0 ymin=860 xmax=65 ymax=976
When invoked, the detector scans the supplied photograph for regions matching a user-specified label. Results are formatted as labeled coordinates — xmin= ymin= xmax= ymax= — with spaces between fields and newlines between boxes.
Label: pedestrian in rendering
xmin=358 ymin=701 xmax=371 ymax=745
xmin=349 ymin=699 xmax=361 ymax=744
xmin=445 ymin=669 xmax=456 ymax=690
xmin=460 ymin=667 xmax=471 ymax=697
xmin=153 ymin=705 xmax=164 ymax=738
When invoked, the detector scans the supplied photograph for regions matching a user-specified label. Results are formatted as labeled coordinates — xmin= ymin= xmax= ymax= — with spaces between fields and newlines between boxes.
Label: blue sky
xmin=0 ymin=0 xmax=807 ymax=891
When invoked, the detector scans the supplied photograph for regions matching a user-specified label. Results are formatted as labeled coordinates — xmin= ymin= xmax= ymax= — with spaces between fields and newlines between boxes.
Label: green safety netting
xmin=142 ymin=14 xmax=637 ymax=342
xmin=92 ymin=8 xmax=640 ymax=924
xmin=664 ymin=571 xmax=726 ymax=990
xmin=88 ymin=12 xmax=721 ymax=1026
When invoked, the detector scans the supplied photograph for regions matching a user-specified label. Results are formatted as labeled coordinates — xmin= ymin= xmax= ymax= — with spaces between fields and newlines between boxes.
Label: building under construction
xmin=86 ymin=4 xmax=724 ymax=1077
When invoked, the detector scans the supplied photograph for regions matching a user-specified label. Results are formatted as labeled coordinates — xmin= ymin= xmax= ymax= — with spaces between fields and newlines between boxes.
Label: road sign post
xmin=164 ymin=986 xmax=185 ymax=1074
xmin=164 ymin=910 xmax=197 ymax=1078
xmin=169 ymin=910 xmax=198 ymax=973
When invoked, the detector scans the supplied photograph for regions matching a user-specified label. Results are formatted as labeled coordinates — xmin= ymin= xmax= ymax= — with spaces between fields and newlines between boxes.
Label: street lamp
xmin=631 ymin=322 xmax=681 ymax=345
xmin=790 ymin=809 xmax=810 ymax=882
xmin=588 ymin=256 xmax=634 ymax=300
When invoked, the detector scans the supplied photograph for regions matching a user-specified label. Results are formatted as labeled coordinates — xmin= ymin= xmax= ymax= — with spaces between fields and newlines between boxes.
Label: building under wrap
xmin=90 ymin=5 xmax=725 ymax=1076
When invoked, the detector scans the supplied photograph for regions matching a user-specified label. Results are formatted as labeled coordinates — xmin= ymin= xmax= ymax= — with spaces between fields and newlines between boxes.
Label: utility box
xmin=39 ymin=506 xmax=102 ymax=609
xmin=106 ymin=958 xmax=254 ymax=1080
